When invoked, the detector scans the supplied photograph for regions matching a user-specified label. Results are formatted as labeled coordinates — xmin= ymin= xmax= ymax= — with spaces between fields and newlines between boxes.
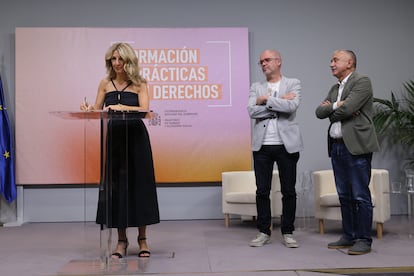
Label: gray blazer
xmin=247 ymin=76 xmax=304 ymax=153
xmin=315 ymin=72 xmax=379 ymax=156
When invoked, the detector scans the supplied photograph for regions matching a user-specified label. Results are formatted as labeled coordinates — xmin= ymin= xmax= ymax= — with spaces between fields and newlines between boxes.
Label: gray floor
xmin=0 ymin=216 xmax=413 ymax=276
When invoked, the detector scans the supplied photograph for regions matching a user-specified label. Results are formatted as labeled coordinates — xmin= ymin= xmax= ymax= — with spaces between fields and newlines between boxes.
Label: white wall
xmin=1 ymin=0 xmax=414 ymax=223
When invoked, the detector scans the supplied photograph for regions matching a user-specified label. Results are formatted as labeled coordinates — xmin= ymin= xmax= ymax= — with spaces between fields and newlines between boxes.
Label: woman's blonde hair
xmin=105 ymin=42 xmax=146 ymax=86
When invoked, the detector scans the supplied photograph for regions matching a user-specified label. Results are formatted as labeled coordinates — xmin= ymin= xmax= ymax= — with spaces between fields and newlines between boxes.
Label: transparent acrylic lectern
xmin=51 ymin=110 xmax=149 ymax=272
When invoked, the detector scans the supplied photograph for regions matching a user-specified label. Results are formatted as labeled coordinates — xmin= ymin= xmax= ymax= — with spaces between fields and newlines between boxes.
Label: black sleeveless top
xmin=104 ymin=80 xmax=139 ymax=107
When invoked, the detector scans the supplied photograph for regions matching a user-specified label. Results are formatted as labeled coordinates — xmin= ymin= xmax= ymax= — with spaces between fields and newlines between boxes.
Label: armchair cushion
xmin=320 ymin=193 xmax=376 ymax=207
xmin=319 ymin=193 xmax=340 ymax=207
xmin=225 ymin=192 xmax=256 ymax=204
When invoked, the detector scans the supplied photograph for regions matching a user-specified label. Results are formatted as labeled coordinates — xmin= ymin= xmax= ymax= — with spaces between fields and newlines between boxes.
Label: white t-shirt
xmin=263 ymin=81 xmax=283 ymax=145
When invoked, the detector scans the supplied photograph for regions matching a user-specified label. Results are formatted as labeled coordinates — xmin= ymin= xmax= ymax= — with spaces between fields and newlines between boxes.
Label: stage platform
xmin=0 ymin=216 xmax=413 ymax=276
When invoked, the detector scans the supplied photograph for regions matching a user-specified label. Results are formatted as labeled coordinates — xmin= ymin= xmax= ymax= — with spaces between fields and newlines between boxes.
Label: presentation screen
xmin=15 ymin=27 xmax=251 ymax=185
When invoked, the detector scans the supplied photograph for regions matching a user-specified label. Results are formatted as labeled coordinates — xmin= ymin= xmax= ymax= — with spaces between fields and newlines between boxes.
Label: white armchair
xmin=313 ymin=169 xmax=391 ymax=239
xmin=222 ymin=170 xmax=282 ymax=227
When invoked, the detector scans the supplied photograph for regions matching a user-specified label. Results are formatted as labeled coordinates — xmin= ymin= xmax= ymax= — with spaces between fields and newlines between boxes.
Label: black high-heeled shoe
xmin=111 ymin=239 xmax=129 ymax=259
xmin=137 ymin=236 xmax=151 ymax=258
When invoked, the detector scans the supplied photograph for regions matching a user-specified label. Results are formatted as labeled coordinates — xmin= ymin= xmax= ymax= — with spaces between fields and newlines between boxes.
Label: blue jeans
xmin=331 ymin=142 xmax=373 ymax=245
xmin=253 ymin=145 xmax=299 ymax=236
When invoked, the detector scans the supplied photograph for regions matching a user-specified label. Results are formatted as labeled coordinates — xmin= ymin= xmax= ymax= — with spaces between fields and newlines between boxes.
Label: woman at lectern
xmin=80 ymin=42 xmax=160 ymax=259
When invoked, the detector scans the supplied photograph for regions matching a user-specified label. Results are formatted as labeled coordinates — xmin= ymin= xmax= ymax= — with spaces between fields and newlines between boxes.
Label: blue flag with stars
xmin=0 ymin=75 xmax=16 ymax=203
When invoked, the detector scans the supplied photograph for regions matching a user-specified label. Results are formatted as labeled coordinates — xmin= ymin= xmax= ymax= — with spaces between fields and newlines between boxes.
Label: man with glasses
xmin=247 ymin=49 xmax=303 ymax=248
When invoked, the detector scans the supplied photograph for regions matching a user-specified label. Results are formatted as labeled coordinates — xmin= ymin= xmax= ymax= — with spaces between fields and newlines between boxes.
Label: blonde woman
xmin=81 ymin=43 xmax=159 ymax=259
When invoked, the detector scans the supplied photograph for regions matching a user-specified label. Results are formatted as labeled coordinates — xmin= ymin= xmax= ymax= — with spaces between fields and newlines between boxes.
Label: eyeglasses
xmin=258 ymin=58 xmax=278 ymax=65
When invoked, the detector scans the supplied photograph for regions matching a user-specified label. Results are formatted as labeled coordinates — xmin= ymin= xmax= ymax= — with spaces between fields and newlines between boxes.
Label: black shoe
xmin=327 ymin=237 xmax=354 ymax=249
xmin=111 ymin=239 xmax=129 ymax=259
xmin=348 ymin=240 xmax=371 ymax=255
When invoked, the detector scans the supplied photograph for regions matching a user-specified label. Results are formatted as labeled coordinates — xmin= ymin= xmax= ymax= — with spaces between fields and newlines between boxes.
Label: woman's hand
xmin=80 ymin=102 xmax=95 ymax=111
xmin=104 ymin=104 xmax=126 ymax=111
xmin=80 ymin=102 xmax=88 ymax=111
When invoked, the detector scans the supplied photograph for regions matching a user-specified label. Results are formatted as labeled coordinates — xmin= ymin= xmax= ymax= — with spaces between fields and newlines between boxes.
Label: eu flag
xmin=0 ymin=75 xmax=16 ymax=203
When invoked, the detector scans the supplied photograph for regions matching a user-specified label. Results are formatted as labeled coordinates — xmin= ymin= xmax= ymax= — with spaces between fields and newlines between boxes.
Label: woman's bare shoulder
xmin=138 ymin=82 xmax=148 ymax=92
xmin=99 ymin=77 xmax=111 ymax=86
xmin=97 ymin=78 xmax=113 ymax=92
